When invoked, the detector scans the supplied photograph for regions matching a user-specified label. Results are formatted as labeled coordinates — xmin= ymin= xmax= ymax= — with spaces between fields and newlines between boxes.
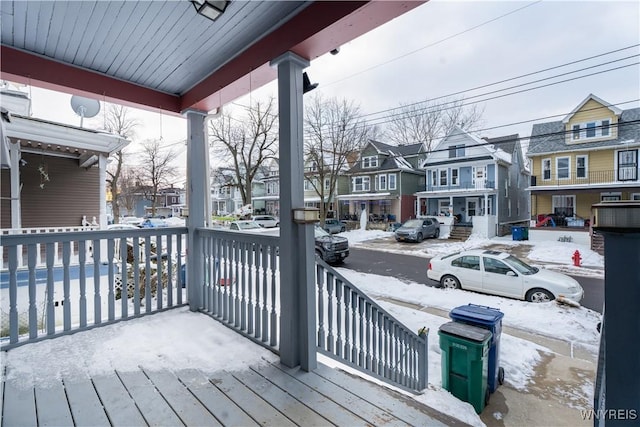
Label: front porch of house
xmin=1 ymin=224 xmax=438 ymax=425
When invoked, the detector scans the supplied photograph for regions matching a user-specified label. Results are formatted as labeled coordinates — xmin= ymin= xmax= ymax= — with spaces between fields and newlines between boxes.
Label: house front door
xmin=466 ymin=198 xmax=478 ymax=222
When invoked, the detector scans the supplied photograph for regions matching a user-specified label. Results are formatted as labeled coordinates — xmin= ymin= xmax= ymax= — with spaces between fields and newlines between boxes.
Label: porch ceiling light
xmin=191 ymin=0 xmax=229 ymax=22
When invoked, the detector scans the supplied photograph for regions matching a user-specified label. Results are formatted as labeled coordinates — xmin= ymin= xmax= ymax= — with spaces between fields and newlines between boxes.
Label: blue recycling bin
xmin=511 ymin=226 xmax=529 ymax=241
xmin=450 ymin=304 xmax=504 ymax=393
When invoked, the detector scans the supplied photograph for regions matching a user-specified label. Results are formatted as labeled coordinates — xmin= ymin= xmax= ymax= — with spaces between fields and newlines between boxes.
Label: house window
xmin=448 ymin=144 xmax=465 ymax=158
xmin=438 ymin=200 xmax=450 ymax=215
xmin=378 ymin=174 xmax=387 ymax=190
xmin=430 ymin=170 xmax=437 ymax=187
xmin=617 ymin=149 xmax=638 ymax=181
xmin=552 ymin=195 xmax=575 ymax=217
xmin=571 ymin=119 xmax=613 ymax=141
xmin=353 ymin=176 xmax=370 ymax=192
xmin=542 ymin=158 xmax=551 ymax=180
xmin=572 ymin=125 xmax=580 ymax=140
xmin=362 ymin=156 xmax=378 ymax=168
xmin=556 ymin=157 xmax=570 ymax=180
xmin=631 ymin=193 xmax=640 ymax=201
xmin=324 ymin=178 xmax=330 ymax=191
xmin=451 ymin=169 xmax=459 ymax=186
xmin=388 ymin=174 xmax=397 ymax=190
xmin=601 ymin=192 xmax=621 ymax=201
xmin=439 ymin=170 xmax=448 ymax=186
xmin=504 ymin=179 xmax=509 ymax=197
xmin=576 ymin=155 xmax=588 ymax=179
xmin=304 ymin=179 xmax=312 ymax=191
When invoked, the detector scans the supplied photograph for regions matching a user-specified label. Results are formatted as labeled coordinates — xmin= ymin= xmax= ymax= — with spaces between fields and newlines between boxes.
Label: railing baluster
xmin=371 ymin=307 xmax=378 ymax=374
xmin=144 ymin=236 xmax=152 ymax=313
xmin=335 ymin=279 xmax=343 ymax=358
xmin=240 ymin=242 xmax=247 ymax=331
xmin=254 ymin=244 xmax=261 ymax=339
xmin=351 ymin=291 xmax=358 ymax=363
xmin=93 ymin=238 xmax=101 ymax=325
xmin=247 ymin=241 xmax=254 ymax=335
xmin=223 ymin=239 xmax=229 ymax=322
xmin=269 ymin=243 xmax=277 ymax=347
xmin=326 ymin=272 xmax=334 ymax=353
xmin=234 ymin=241 xmax=240 ymax=328
xmin=63 ymin=242 xmax=72 ymax=331
xmin=365 ymin=301 xmax=371 ymax=371
xmin=261 ymin=243 xmax=268 ymax=343
xmin=79 ymin=240 xmax=87 ymax=327
xmin=27 ymin=245 xmax=37 ymax=339
xmin=343 ymin=285 xmax=351 ymax=360
xmin=177 ymin=235 xmax=183 ymax=305
xmin=166 ymin=235 xmax=173 ymax=307
xmin=107 ymin=239 xmax=115 ymax=321
xmin=156 ymin=234 xmax=163 ymax=311
xmin=8 ymin=246 xmax=18 ymax=343
xmin=358 ymin=296 xmax=365 ymax=366
xmin=45 ymin=242 xmax=55 ymax=335
xmin=316 ymin=264 xmax=325 ymax=349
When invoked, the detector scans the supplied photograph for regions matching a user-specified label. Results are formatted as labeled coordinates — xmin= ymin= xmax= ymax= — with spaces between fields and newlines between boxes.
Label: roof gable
xmin=562 ymin=94 xmax=622 ymax=124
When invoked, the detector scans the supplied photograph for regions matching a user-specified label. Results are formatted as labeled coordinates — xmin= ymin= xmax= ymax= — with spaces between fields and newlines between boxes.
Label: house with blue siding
xmin=416 ymin=127 xmax=530 ymax=237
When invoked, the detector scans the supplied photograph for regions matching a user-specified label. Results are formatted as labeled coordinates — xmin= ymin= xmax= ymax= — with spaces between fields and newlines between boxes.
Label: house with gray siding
xmin=337 ymin=140 xmax=426 ymax=223
xmin=416 ymin=127 xmax=530 ymax=237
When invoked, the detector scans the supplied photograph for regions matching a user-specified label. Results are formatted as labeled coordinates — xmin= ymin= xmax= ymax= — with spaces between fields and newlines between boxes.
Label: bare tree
xmin=137 ymin=139 xmax=180 ymax=216
xmin=208 ymin=97 xmax=278 ymax=206
xmin=304 ymin=95 xmax=370 ymax=223
xmin=384 ymin=97 xmax=484 ymax=152
xmin=104 ymin=104 xmax=139 ymax=222
xmin=118 ymin=166 xmax=142 ymax=216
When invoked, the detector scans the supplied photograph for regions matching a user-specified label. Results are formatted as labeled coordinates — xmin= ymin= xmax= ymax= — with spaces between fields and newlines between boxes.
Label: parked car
xmin=138 ymin=218 xmax=169 ymax=228
xmin=314 ymin=226 xmax=349 ymax=264
xmin=107 ymin=223 xmax=139 ymax=230
xmin=229 ymin=220 xmax=263 ymax=231
xmin=427 ymin=249 xmax=584 ymax=303
xmin=322 ymin=218 xmax=347 ymax=234
xmin=121 ymin=216 xmax=142 ymax=226
xmin=252 ymin=215 xmax=279 ymax=228
xmin=395 ymin=218 xmax=440 ymax=242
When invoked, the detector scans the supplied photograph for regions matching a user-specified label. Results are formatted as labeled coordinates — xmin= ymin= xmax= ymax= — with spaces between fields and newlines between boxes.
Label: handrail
xmin=315 ymin=258 xmax=428 ymax=393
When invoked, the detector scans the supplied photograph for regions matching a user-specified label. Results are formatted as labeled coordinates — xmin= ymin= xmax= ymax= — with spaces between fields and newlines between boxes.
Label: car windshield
xmin=504 ymin=255 xmax=538 ymax=275
xmin=402 ymin=220 xmax=423 ymax=228
xmin=314 ymin=226 xmax=330 ymax=238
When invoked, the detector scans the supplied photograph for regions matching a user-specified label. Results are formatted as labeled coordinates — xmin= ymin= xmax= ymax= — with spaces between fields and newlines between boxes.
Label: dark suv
xmin=314 ymin=226 xmax=349 ymax=263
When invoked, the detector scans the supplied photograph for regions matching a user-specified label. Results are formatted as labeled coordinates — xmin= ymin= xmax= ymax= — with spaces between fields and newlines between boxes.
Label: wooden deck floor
xmin=2 ymin=360 xmax=467 ymax=426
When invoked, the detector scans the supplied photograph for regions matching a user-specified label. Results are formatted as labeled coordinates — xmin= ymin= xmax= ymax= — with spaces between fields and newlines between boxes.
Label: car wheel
xmin=498 ymin=367 xmax=505 ymax=385
xmin=315 ymin=249 xmax=324 ymax=261
xmin=526 ymin=288 xmax=554 ymax=303
xmin=433 ymin=229 xmax=440 ymax=238
xmin=341 ymin=226 xmax=346 ymax=232
xmin=440 ymin=275 xmax=461 ymax=289
xmin=416 ymin=233 xmax=423 ymax=243
xmin=275 ymin=222 xmax=279 ymax=227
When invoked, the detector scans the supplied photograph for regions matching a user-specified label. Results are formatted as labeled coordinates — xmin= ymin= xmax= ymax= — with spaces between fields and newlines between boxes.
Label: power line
xmin=322 ymin=0 xmax=544 ymax=89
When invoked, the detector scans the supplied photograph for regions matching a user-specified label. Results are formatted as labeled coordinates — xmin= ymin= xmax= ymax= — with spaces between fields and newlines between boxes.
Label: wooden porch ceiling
xmin=0 ymin=1 xmax=425 ymax=115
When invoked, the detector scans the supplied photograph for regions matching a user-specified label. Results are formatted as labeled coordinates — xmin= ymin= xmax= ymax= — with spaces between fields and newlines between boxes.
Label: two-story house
xmin=416 ymin=127 xmax=530 ymax=237
xmin=252 ymin=159 xmax=280 ymax=216
xmin=337 ymin=140 xmax=426 ymax=224
xmin=527 ymin=94 xmax=640 ymax=229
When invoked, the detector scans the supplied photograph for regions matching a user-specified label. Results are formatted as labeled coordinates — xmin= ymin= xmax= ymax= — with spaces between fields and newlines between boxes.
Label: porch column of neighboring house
xmin=271 ymin=51 xmax=317 ymax=371
xmin=449 ymin=195 xmax=454 ymax=217
xmin=9 ymin=142 xmax=21 ymax=229
xmin=98 ymin=154 xmax=108 ymax=262
xmin=484 ymin=193 xmax=489 ymax=216
xmin=185 ymin=109 xmax=208 ymax=311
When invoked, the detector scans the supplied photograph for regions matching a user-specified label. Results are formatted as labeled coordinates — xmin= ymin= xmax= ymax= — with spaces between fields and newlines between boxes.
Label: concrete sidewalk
xmin=380 ymin=298 xmax=597 ymax=427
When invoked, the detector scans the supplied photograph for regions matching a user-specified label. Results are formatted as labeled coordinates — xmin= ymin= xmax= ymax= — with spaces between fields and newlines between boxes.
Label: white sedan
xmin=427 ymin=249 xmax=584 ymax=303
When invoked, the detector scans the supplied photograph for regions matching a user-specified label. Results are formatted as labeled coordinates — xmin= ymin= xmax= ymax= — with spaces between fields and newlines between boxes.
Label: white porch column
xmin=99 ymin=155 xmax=107 ymax=228
xmin=9 ymin=142 xmax=21 ymax=229
xmin=185 ymin=109 xmax=208 ymax=311
xmin=449 ymin=195 xmax=454 ymax=217
xmin=484 ymin=193 xmax=489 ymax=216
xmin=271 ymin=51 xmax=317 ymax=371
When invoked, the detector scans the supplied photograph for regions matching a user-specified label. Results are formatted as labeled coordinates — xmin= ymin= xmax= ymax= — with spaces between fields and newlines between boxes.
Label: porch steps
xmin=591 ymin=231 xmax=605 ymax=255
xmin=449 ymin=226 xmax=472 ymax=241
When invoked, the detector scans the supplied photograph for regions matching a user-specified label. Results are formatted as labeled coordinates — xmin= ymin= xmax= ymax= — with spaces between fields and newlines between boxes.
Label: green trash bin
xmin=439 ymin=321 xmax=492 ymax=414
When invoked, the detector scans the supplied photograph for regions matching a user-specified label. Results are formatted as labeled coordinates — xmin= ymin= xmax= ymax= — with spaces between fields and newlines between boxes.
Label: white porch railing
xmin=1 ymin=227 xmax=188 ymax=349
xmin=2 ymin=226 xmax=428 ymax=393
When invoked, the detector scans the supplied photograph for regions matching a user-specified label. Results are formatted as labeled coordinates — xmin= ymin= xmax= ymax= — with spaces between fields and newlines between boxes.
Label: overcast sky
xmin=12 ymin=0 xmax=640 ymax=168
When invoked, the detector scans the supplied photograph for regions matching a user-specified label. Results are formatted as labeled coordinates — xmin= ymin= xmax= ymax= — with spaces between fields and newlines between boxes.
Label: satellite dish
xmin=70 ymin=95 xmax=100 ymax=127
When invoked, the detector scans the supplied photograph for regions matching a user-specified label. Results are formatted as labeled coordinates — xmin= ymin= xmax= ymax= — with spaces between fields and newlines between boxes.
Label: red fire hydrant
xmin=572 ymin=250 xmax=582 ymax=267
